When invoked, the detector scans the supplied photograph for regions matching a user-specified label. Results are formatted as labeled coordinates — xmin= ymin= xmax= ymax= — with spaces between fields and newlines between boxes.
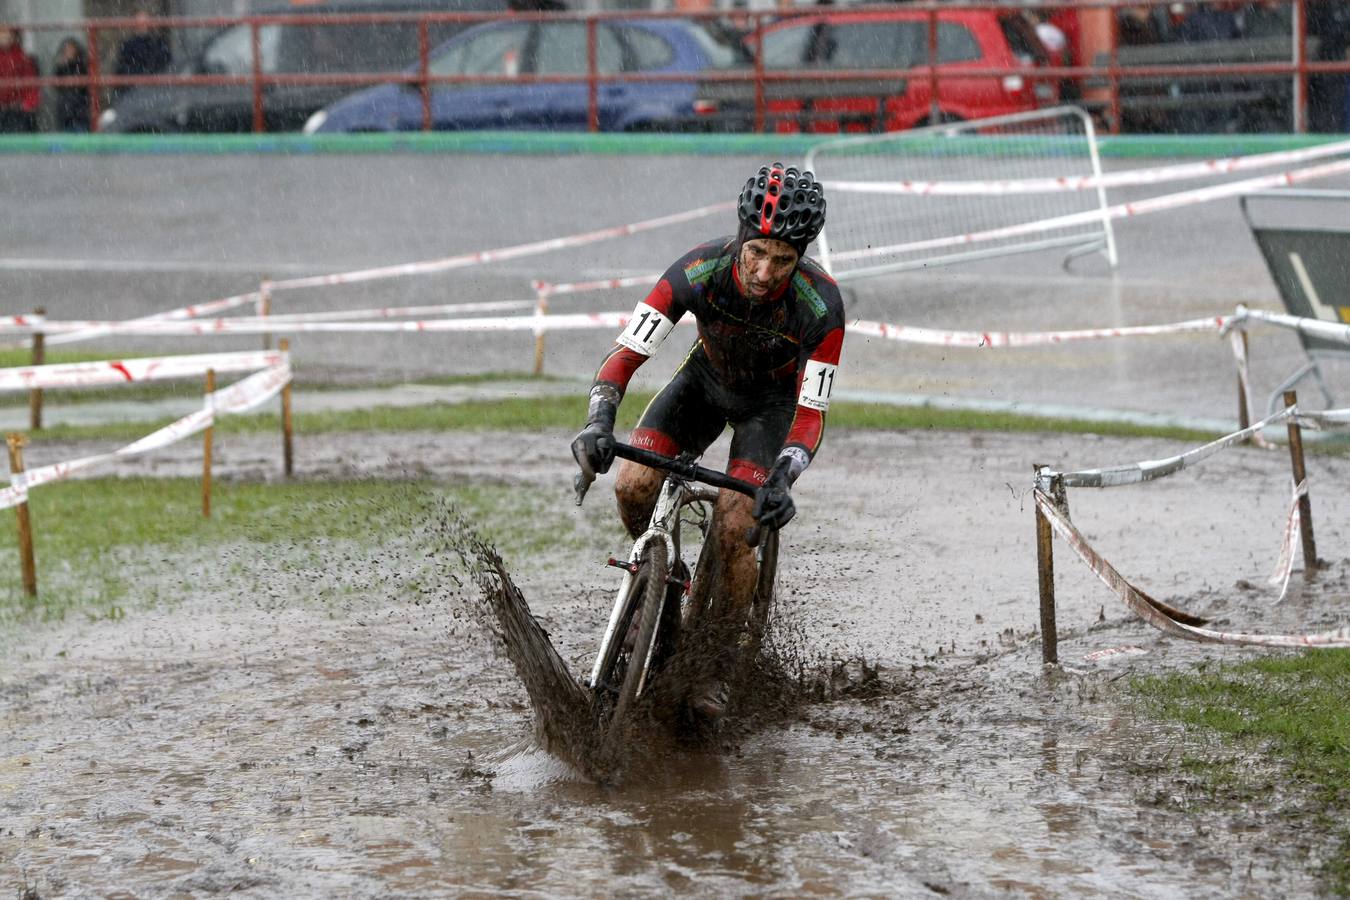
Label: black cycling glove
xmin=752 ymin=456 xmax=796 ymax=530
xmin=571 ymin=385 xmax=619 ymax=477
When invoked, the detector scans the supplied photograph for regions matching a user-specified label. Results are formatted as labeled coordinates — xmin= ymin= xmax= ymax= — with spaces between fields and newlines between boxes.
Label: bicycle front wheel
xmin=746 ymin=528 xmax=778 ymax=657
xmin=606 ymin=540 xmax=670 ymax=739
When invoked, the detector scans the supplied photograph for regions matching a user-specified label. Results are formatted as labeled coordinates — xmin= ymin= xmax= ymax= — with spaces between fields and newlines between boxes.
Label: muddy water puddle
xmin=4 ymin=430 xmax=1347 ymax=897
xmin=3 ymin=582 xmax=1323 ymax=896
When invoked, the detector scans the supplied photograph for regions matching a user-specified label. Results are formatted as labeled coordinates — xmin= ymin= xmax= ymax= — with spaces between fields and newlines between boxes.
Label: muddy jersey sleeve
xmin=592 ymin=262 xmax=690 ymax=398
xmin=779 ymin=273 xmax=846 ymax=483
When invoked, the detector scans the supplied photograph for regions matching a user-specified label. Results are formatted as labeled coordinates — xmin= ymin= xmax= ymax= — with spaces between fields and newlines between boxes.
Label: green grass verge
xmin=1132 ymin=650 xmax=1350 ymax=893
xmin=17 ymin=394 xmax=1236 ymax=446
xmin=0 ymin=476 xmax=591 ymax=627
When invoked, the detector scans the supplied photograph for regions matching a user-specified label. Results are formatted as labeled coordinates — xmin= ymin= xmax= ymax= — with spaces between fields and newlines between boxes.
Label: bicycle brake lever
xmin=574 ymin=470 xmax=594 ymax=506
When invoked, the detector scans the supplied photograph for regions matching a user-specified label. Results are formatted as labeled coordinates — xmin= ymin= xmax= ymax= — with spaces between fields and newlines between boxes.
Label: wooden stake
xmin=279 ymin=338 xmax=294 ymax=477
xmin=532 ymin=293 xmax=548 ymax=377
xmin=6 ymin=433 xmax=36 ymax=597
xmin=259 ymin=279 xmax=272 ymax=351
xmin=1236 ymin=328 xmax=1250 ymax=435
xmin=1283 ymin=390 xmax=1317 ymax=575
xmin=1036 ymin=511 xmax=1057 ymax=665
xmin=203 ymin=369 xmax=215 ymax=518
xmin=29 ymin=307 xmax=45 ymax=432
xmin=1034 ymin=465 xmax=1058 ymax=666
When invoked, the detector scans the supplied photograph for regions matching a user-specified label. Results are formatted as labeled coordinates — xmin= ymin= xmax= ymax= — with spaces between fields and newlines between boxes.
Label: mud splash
xmin=442 ymin=501 xmax=910 ymax=786
xmin=441 ymin=508 xmax=600 ymax=776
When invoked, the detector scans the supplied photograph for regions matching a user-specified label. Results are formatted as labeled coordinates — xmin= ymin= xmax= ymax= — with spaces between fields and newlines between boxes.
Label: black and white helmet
xmin=736 ymin=161 xmax=826 ymax=254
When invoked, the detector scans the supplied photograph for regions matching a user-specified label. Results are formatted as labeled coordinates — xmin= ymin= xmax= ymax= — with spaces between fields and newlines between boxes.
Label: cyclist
xmin=571 ymin=162 xmax=845 ymax=720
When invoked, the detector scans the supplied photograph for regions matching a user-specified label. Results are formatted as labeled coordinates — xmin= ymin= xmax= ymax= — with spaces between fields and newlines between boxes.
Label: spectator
xmin=52 ymin=38 xmax=90 ymax=132
xmin=1118 ymin=6 xmax=1162 ymax=47
xmin=1175 ymin=3 xmax=1242 ymax=133
xmin=115 ymin=10 xmax=171 ymax=94
xmin=1176 ymin=3 xmax=1240 ymax=43
xmin=1237 ymin=1 xmax=1290 ymax=40
xmin=0 ymin=25 xmax=39 ymax=133
xmin=1046 ymin=7 xmax=1082 ymax=101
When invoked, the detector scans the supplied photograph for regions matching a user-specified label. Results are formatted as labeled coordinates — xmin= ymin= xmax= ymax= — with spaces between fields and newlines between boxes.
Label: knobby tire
xmin=746 ymin=529 xmax=778 ymax=657
xmin=605 ymin=541 xmax=669 ymax=744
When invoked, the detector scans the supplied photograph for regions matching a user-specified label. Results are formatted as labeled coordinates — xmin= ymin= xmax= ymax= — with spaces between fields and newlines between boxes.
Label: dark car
xmin=98 ymin=0 xmax=508 ymax=133
xmin=304 ymin=17 xmax=749 ymax=133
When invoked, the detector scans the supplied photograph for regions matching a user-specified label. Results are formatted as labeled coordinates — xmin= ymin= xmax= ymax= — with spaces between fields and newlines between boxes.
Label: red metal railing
xmin=5 ymin=1 xmax=1350 ymax=136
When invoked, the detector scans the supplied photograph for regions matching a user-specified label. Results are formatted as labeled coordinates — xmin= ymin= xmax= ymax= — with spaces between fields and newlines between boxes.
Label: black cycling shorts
xmin=628 ymin=352 xmax=796 ymax=488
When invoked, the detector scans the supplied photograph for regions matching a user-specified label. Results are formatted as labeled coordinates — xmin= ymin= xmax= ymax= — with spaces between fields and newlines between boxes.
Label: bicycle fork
xmin=587 ymin=477 xmax=685 ymax=693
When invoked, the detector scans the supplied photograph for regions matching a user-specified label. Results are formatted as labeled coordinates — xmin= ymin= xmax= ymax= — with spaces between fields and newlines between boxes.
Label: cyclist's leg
xmin=714 ymin=394 xmax=796 ymax=623
xmin=614 ymin=361 xmax=725 ymax=537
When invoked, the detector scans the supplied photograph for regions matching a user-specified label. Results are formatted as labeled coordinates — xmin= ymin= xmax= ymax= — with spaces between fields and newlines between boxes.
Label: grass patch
xmin=15 ymin=394 xmax=1248 ymax=446
xmin=0 ymin=347 xmax=118 ymax=369
xmin=0 ymin=475 xmax=593 ymax=626
xmin=1132 ymin=650 xmax=1350 ymax=892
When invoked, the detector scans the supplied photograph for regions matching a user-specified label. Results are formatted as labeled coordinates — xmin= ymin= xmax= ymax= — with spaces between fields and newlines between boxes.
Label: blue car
xmin=304 ymin=18 xmax=749 ymax=134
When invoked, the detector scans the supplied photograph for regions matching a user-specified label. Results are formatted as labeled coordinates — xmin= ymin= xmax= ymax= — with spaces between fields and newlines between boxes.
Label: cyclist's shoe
xmin=689 ymin=679 xmax=729 ymax=721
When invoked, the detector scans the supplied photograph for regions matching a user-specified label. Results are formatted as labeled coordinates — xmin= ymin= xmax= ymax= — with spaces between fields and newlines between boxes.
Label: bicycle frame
xmin=588 ymin=471 xmax=719 ymax=693
xmin=577 ymin=443 xmax=767 ymax=707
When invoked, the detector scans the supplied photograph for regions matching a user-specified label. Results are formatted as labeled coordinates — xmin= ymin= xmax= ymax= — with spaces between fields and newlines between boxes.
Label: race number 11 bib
xmin=798 ymin=359 xmax=836 ymax=411
xmin=617 ymin=302 xmax=676 ymax=356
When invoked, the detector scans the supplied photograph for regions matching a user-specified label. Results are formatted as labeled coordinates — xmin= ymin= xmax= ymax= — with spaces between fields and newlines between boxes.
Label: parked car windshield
xmin=203 ymin=20 xmax=460 ymax=76
xmin=534 ymin=23 xmax=624 ymax=75
xmin=761 ymin=18 xmax=1011 ymax=70
xmin=202 ymin=24 xmax=282 ymax=74
xmin=681 ymin=22 xmax=747 ymax=69
xmin=429 ymin=24 xmax=530 ymax=77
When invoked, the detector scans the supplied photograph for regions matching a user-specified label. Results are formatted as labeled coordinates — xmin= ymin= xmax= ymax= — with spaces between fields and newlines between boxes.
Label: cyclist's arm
xmin=588 ymin=271 xmax=688 ymax=408
xmin=777 ymin=323 xmax=844 ymax=483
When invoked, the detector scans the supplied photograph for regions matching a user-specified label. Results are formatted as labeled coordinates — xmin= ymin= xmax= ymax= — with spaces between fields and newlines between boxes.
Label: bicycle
xmin=573 ymin=442 xmax=778 ymax=743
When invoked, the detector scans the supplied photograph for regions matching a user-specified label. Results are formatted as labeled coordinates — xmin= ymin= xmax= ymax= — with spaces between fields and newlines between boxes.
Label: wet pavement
xmin=2 ymin=154 xmax=1348 ymax=424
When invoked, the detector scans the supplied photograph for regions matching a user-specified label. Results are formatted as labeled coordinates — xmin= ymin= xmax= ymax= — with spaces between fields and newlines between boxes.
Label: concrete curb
xmin=1 ymin=132 xmax=1343 ymax=158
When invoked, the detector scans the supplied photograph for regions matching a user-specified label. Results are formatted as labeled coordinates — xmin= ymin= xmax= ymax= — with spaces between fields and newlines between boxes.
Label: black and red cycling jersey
xmin=592 ymin=236 xmax=846 ymax=480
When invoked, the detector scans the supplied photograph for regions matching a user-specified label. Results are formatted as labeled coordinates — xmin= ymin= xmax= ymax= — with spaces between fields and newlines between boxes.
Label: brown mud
xmin=2 ymin=428 xmax=1349 ymax=897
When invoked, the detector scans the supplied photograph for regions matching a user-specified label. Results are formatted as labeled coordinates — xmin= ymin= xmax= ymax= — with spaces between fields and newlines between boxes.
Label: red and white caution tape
xmin=0 ymin=362 xmax=290 ymax=512
xmin=532 ymin=274 xmax=661 ymax=298
xmin=267 ymin=202 xmax=733 ymax=293
xmin=1035 ymin=489 xmax=1350 ymax=648
xmin=849 ymin=314 xmax=1232 ymax=349
xmin=1226 ymin=325 xmax=1279 ymax=449
xmin=1237 ymin=305 xmax=1350 ymax=346
xmin=253 ymin=299 xmax=535 ymax=323
xmin=1082 ymin=645 xmax=1148 ymax=663
xmin=826 ymin=137 xmax=1350 ymax=197
xmin=1267 ymin=478 xmax=1308 ymax=603
xmin=832 ymin=158 xmax=1350 ymax=264
xmin=0 ymin=350 xmax=285 ymax=392
xmin=42 ymin=291 xmax=262 ymax=348
xmin=0 ymin=312 xmax=648 ymax=337
xmin=1042 ymin=406 xmax=1294 ymax=489
xmin=1298 ymin=408 xmax=1350 ymax=428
